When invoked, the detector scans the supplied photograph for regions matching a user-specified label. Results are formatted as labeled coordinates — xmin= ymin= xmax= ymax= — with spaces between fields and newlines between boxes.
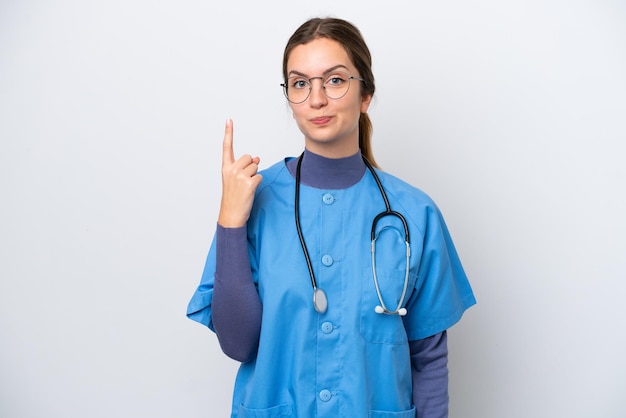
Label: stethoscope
xmin=294 ymin=153 xmax=411 ymax=316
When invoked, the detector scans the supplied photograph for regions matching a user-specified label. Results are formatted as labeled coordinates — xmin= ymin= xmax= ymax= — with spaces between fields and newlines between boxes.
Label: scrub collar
xmin=286 ymin=149 xmax=366 ymax=189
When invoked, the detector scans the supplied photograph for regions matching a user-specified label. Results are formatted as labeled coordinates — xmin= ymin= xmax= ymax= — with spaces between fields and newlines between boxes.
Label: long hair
xmin=283 ymin=18 xmax=379 ymax=168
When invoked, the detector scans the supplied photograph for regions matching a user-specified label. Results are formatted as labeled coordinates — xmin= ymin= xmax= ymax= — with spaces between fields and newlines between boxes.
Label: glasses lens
xmin=284 ymin=77 xmax=310 ymax=103
xmin=323 ymin=73 xmax=351 ymax=99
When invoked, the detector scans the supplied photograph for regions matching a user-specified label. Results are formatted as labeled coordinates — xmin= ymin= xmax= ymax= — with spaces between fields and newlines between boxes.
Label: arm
xmin=410 ymin=331 xmax=449 ymax=418
xmin=212 ymin=225 xmax=262 ymax=362
xmin=211 ymin=119 xmax=264 ymax=362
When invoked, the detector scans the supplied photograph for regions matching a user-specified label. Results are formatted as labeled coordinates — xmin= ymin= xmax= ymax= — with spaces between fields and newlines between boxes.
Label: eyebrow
xmin=288 ymin=64 xmax=350 ymax=78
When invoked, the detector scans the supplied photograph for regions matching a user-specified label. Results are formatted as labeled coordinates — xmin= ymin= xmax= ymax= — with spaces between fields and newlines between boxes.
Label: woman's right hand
xmin=217 ymin=119 xmax=263 ymax=228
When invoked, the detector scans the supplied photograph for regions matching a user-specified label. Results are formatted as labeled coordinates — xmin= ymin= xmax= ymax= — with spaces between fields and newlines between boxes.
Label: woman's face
xmin=286 ymin=37 xmax=372 ymax=158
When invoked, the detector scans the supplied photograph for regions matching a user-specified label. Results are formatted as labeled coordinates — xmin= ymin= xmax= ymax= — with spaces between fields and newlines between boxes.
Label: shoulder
xmin=247 ymin=158 xmax=295 ymax=234
xmin=249 ymin=158 xmax=295 ymax=210
xmin=375 ymin=169 xmax=436 ymax=208
xmin=256 ymin=158 xmax=293 ymax=192
xmin=373 ymin=169 xmax=446 ymax=235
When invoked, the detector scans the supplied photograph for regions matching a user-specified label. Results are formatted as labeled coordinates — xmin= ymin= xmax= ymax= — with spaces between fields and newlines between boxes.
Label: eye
xmin=290 ymin=78 xmax=309 ymax=89
xmin=325 ymin=74 xmax=347 ymax=87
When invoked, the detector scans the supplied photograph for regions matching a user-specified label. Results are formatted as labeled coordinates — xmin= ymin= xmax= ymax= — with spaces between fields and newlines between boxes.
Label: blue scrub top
xmin=188 ymin=158 xmax=476 ymax=418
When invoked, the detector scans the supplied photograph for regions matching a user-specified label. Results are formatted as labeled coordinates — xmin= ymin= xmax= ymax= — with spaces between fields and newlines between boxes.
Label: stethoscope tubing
xmin=294 ymin=155 xmax=316 ymax=291
xmin=295 ymin=153 xmax=411 ymax=316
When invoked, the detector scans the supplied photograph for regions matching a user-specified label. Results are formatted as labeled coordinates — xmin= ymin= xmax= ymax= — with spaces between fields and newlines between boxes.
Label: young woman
xmin=187 ymin=17 xmax=476 ymax=418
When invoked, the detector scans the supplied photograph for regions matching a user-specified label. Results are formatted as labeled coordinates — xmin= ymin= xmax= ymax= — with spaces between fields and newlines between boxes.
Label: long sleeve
xmin=410 ymin=331 xmax=449 ymax=418
xmin=212 ymin=225 xmax=262 ymax=362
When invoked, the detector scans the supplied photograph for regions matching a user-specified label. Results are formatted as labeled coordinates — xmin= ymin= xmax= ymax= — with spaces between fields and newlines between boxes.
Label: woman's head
xmin=283 ymin=18 xmax=378 ymax=166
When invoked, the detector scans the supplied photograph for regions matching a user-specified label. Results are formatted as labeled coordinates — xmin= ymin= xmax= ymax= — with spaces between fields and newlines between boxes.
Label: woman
xmin=187 ymin=17 xmax=476 ymax=418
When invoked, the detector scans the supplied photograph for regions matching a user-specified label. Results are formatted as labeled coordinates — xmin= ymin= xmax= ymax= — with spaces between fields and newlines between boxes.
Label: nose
xmin=308 ymin=78 xmax=327 ymax=108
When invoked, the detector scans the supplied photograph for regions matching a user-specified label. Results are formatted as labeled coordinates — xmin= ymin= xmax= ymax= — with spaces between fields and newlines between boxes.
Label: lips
xmin=310 ymin=116 xmax=332 ymax=126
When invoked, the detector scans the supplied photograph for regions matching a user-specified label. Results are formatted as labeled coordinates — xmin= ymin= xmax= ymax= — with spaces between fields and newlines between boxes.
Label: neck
xmin=286 ymin=149 xmax=366 ymax=189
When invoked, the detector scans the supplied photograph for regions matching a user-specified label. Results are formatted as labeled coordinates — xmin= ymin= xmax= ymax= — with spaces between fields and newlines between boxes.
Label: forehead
xmin=287 ymin=38 xmax=355 ymax=75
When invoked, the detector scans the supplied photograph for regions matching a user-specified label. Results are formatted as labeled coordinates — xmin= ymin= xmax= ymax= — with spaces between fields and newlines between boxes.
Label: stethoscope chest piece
xmin=313 ymin=288 xmax=328 ymax=314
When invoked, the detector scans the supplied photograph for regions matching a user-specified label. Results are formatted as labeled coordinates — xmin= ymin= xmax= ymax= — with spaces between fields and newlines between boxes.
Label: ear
xmin=360 ymin=94 xmax=372 ymax=114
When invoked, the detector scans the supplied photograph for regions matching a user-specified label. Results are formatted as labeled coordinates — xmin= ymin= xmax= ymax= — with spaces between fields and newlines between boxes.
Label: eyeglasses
xmin=280 ymin=71 xmax=364 ymax=104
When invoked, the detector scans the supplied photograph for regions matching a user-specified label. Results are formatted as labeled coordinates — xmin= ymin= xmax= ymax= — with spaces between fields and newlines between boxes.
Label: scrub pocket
xmin=359 ymin=267 xmax=415 ymax=344
xmin=237 ymin=403 xmax=293 ymax=417
xmin=369 ymin=405 xmax=416 ymax=417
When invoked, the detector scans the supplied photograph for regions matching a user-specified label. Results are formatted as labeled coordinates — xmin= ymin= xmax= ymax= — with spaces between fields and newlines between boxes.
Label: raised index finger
xmin=222 ymin=118 xmax=235 ymax=166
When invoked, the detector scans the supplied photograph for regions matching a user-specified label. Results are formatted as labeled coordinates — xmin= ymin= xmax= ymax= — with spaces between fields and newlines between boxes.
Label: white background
xmin=1 ymin=1 xmax=625 ymax=417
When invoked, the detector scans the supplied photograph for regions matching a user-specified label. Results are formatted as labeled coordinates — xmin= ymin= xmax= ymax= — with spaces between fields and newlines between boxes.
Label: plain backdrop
xmin=1 ymin=1 xmax=625 ymax=417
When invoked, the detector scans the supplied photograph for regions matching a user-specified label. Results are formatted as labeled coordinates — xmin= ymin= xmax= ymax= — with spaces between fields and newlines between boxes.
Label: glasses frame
xmin=280 ymin=72 xmax=365 ymax=104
